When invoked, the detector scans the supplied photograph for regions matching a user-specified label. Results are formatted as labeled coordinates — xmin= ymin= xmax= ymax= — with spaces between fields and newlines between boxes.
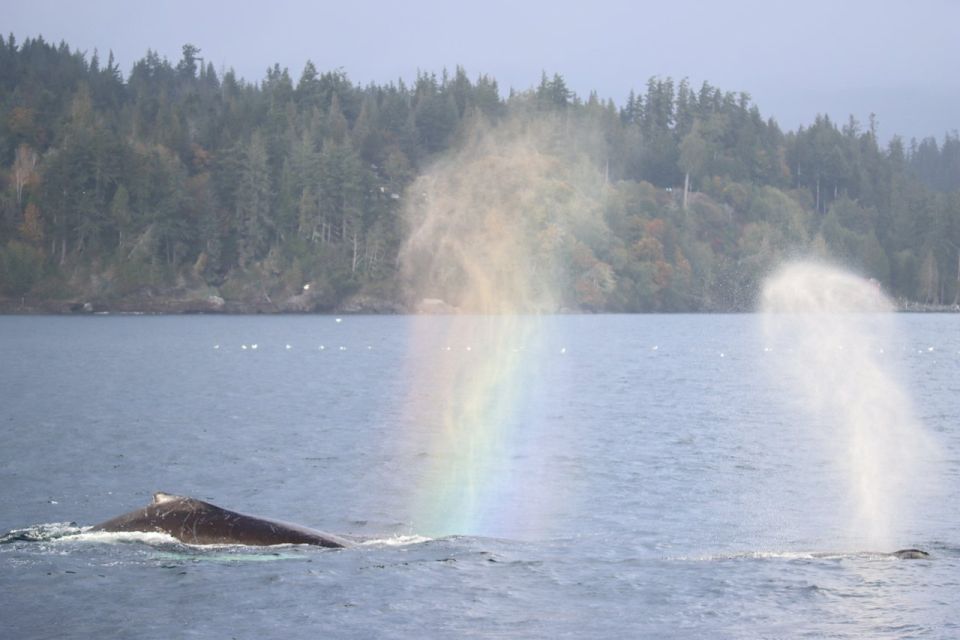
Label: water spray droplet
xmin=761 ymin=261 xmax=930 ymax=550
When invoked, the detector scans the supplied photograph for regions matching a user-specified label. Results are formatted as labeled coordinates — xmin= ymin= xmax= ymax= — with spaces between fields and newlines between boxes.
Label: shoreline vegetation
xmin=1 ymin=294 xmax=956 ymax=315
xmin=1 ymin=37 xmax=959 ymax=314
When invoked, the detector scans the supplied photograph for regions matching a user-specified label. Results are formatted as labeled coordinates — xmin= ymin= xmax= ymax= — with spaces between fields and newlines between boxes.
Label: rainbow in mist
xmin=403 ymin=315 xmax=541 ymax=537
xmin=396 ymin=114 xmax=602 ymax=537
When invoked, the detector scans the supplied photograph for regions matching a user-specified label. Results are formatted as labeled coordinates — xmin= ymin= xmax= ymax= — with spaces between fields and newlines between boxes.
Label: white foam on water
xmin=360 ymin=534 xmax=433 ymax=547
xmin=674 ymin=549 xmax=920 ymax=562
xmin=673 ymin=550 xmax=818 ymax=562
xmin=61 ymin=529 xmax=181 ymax=546
xmin=1 ymin=522 xmax=83 ymax=543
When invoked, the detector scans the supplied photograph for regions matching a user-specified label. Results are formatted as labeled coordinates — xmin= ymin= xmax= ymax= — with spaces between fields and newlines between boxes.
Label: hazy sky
xmin=7 ymin=0 xmax=959 ymax=142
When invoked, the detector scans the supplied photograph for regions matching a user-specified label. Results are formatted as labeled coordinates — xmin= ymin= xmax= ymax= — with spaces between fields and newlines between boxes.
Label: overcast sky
xmin=7 ymin=0 xmax=959 ymax=142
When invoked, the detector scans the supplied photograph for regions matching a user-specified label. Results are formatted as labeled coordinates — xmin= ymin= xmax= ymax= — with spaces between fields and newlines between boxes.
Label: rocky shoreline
xmin=0 ymin=292 xmax=407 ymax=315
xmin=897 ymin=300 xmax=960 ymax=313
xmin=1 ymin=294 xmax=956 ymax=315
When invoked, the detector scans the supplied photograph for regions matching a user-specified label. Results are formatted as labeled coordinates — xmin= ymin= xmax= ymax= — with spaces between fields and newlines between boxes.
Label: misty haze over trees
xmin=1 ymin=36 xmax=958 ymax=311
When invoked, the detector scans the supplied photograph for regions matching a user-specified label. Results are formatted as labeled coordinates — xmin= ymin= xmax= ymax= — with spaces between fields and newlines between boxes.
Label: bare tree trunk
xmin=682 ymin=171 xmax=690 ymax=211
xmin=954 ymin=250 xmax=960 ymax=306
xmin=13 ymin=144 xmax=37 ymax=207
xmin=920 ymin=252 xmax=938 ymax=304
xmin=351 ymin=230 xmax=359 ymax=273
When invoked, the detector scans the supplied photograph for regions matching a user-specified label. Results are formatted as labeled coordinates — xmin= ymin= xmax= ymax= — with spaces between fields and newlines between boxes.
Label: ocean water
xmin=1 ymin=314 xmax=958 ymax=639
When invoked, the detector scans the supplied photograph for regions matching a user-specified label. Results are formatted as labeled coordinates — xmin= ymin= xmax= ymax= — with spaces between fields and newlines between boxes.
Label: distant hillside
xmin=1 ymin=36 xmax=958 ymax=312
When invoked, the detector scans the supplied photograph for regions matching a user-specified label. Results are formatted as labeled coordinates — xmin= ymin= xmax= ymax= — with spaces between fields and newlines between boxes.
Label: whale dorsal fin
xmin=153 ymin=492 xmax=183 ymax=505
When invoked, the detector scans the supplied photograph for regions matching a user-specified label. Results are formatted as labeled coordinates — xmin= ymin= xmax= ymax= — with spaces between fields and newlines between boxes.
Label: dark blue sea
xmin=1 ymin=314 xmax=958 ymax=639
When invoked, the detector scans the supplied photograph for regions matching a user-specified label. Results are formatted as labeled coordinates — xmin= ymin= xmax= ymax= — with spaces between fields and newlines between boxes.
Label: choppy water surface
xmin=1 ymin=314 xmax=958 ymax=638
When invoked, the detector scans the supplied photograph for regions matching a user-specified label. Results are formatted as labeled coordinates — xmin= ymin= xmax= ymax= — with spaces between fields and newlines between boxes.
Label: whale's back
xmin=91 ymin=493 xmax=351 ymax=548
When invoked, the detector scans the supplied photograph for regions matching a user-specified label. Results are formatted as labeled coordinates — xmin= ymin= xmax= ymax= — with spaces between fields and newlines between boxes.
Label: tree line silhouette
xmin=1 ymin=37 xmax=958 ymax=310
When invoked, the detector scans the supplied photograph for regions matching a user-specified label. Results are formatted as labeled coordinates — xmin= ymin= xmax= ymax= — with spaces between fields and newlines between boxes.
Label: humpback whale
xmin=90 ymin=492 xmax=352 ymax=548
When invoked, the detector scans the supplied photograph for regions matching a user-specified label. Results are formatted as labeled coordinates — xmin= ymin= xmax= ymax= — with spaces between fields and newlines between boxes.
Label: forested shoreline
xmin=1 ymin=36 xmax=958 ymax=313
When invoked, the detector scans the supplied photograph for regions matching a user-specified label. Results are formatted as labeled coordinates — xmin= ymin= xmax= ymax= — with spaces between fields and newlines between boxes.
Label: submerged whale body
xmin=890 ymin=548 xmax=930 ymax=559
xmin=90 ymin=492 xmax=351 ymax=548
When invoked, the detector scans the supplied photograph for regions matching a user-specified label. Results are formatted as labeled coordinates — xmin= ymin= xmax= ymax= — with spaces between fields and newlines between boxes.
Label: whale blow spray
xmin=760 ymin=261 xmax=935 ymax=549
xmin=398 ymin=114 xmax=606 ymax=536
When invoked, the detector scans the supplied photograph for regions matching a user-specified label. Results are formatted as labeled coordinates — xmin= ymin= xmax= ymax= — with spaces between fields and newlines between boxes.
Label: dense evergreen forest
xmin=1 ymin=36 xmax=958 ymax=312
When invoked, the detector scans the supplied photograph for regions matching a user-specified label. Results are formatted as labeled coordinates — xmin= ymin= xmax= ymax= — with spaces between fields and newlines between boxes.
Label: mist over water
xmin=760 ymin=262 xmax=936 ymax=550
xmin=398 ymin=114 xmax=606 ymax=536
xmin=400 ymin=112 xmax=607 ymax=314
